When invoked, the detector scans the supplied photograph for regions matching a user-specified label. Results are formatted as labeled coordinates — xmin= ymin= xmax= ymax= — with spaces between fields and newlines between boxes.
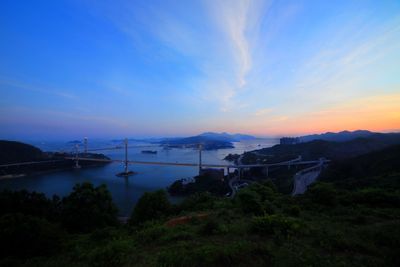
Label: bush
xmin=236 ymin=190 xmax=264 ymax=215
xmin=168 ymin=180 xmax=185 ymax=195
xmin=83 ymin=239 xmax=134 ymax=267
xmin=157 ymin=242 xmax=269 ymax=267
xmin=60 ymin=182 xmax=118 ymax=232
xmin=352 ymin=188 xmax=400 ymax=207
xmin=0 ymin=213 xmax=63 ymax=259
xmin=179 ymin=192 xmax=216 ymax=211
xmin=199 ymin=218 xmax=228 ymax=236
xmin=285 ymin=205 xmax=301 ymax=217
xmin=136 ymin=222 xmax=168 ymax=243
xmin=251 ymin=214 xmax=301 ymax=237
xmin=129 ymin=190 xmax=171 ymax=224
xmin=0 ymin=190 xmax=59 ymax=220
xmin=249 ymin=183 xmax=277 ymax=202
xmin=307 ymin=182 xmax=338 ymax=206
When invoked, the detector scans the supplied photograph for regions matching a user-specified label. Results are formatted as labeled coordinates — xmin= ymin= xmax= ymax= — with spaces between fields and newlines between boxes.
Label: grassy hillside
xmin=320 ymin=144 xmax=400 ymax=190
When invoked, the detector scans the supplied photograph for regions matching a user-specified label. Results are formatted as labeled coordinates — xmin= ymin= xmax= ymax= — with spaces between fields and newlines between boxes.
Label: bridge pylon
xmin=116 ymin=138 xmax=135 ymax=177
xmin=198 ymin=143 xmax=203 ymax=175
xmin=73 ymin=144 xmax=81 ymax=169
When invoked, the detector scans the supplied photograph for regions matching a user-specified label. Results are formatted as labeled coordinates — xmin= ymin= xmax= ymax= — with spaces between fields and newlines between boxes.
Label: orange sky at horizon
xmin=206 ymin=93 xmax=400 ymax=137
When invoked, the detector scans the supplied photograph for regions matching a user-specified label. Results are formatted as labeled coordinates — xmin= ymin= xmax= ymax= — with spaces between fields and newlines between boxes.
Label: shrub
xmin=84 ymin=239 xmax=133 ymax=267
xmin=236 ymin=190 xmax=263 ymax=215
xmin=179 ymin=192 xmax=216 ymax=211
xmin=0 ymin=190 xmax=59 ymax=220
xmin=251 ymin=214 xmax=301 ymax=237
xmin=307 ymin=182 xmax=338 ymax=206
xmin=129 ymin=190 xmax=171 ymax=224
xmin=168 ymin=180 xmax=185 ymax=195
xmin=352 ymin=188 xmax=400 ymax=207
xmin=136 ymin=222 xmax=168 ymax=243
xmin=249 ymin=183 xmax=276 ymax=202
xmin=0 ymin=213 xmax=63 ymax=259
xmin=286 ymin=205 xmax=301 ymax=217
xmin=199 ymin=218 xmax=228 ymax=236
xmin=60 ymin=182 xmax=118 ymax=232
xmin=157 ymin=242 xmax=268 ymax=267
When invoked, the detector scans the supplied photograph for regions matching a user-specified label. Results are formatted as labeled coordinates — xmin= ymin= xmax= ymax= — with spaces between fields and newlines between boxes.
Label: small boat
xmin=116 ymin=171 xmax=136 ymax=177
xmin=141 ymin=150 xmax=157 ymax=154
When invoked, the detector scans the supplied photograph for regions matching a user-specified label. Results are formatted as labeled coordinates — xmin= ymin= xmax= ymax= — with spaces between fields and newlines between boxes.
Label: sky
xmin=0 ymin=0 xmax=399 ymax=140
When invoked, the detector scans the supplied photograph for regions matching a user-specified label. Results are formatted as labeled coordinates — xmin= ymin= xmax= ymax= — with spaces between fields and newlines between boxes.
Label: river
xmin=0 ymin=138 xmax=278 ymax=216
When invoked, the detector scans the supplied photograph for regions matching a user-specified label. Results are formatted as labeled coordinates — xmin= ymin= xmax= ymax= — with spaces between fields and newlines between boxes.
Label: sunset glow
xmin=1 ymin=0 xmax=399 ymax=139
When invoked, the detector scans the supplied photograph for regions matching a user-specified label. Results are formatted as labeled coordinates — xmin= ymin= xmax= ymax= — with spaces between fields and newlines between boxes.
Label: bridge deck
xmin=63 ymin=157 xmax=329 ymax=169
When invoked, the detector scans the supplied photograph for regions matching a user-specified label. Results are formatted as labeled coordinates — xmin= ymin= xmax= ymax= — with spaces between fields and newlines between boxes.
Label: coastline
xmin=0 ymin=163 xmax=108 ymax=180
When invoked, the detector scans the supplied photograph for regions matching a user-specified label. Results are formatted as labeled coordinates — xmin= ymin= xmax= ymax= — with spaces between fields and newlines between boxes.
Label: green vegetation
xmin=1 ymin=145 xmax=400 ymax=266
xmin=129 ymin=190 xmax=172 ymax=224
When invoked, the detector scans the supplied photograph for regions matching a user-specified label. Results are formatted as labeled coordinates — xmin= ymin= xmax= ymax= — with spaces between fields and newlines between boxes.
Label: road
xmin=291 ymin=165 xmax=322 ymax=195
xmin=228 ymin=153 xmax=245 ymax=198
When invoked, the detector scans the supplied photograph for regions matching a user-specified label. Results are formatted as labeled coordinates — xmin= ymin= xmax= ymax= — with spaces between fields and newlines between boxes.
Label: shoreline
xmin=0 ymin=163 xmax=108 ymax=180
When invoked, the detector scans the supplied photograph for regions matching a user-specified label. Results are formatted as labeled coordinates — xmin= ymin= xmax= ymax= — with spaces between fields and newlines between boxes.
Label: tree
xmin=129 ymin=190 xmax=171 ymax=224
xmin=0 ymin=189 xmax=58 ymax=220
xmin=0 ymin=213 xmax=63 ymax=259
xmin=60 ymin=182 xmax=118 ymax=232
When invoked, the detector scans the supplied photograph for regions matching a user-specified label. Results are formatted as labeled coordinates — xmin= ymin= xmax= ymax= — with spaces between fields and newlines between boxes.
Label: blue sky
xmin=1 ymin=0 xmax=400 ymax=140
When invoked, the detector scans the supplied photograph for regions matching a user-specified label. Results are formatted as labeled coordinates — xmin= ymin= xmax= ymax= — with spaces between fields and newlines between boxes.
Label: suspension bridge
xmin=0 ymin=137 xmax=330 ymax=178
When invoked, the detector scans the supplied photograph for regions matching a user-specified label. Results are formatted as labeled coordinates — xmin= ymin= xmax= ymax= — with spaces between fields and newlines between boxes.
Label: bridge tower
xmin=83 ymin=137 xmax=88 ymax=154
xmin=124 ymin=138 xmax=128 ymax=174
xmin=198 ymin=143 xmax=203 ymax=175
xmin=116 ymin=138 xmax=134 ymax=177
xmin=74 ymin=144 xmax=81 ymax=169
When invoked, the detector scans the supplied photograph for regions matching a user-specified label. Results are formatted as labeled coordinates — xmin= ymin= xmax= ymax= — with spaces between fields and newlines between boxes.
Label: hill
xmin=254 ymin=132 xmax=400 ymax=161
xmin=158 ymin=132 xmax=256 ymax=150
xmin=0 ymin=140 xmax=110 ymax=176
xmin=0 ymin=140 xmax=46 ymax=164
xmin=198 ymin=132 xmax=256 ymax=142
xmin=159 ymin=135 xmax=235 ymax=150
xmin=320 ymin=144 xmax=400 ymax=190
xmin=299 ymin=130 xmax=375 ymax=142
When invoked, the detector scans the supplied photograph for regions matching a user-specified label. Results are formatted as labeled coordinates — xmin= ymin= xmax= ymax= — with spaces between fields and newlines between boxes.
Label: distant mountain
xmin=156 ymin=132 xmax=256 ymax=150
xmin=198 ymin=132 xmax=256 ymax=142
xmin=299 ymin=130 xmax=375 ymax=142
xmin=67 ymin=140 xmax=82 ymax=144
xmin=159 ymin=135 xmax=234 ymax=150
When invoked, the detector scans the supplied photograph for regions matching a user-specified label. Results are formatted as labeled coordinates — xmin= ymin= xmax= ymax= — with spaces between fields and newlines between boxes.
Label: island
xmin=158 ymin=132 xmax=256 ymax=150
xmin=0 ymin=140 xmax=110 ymax=178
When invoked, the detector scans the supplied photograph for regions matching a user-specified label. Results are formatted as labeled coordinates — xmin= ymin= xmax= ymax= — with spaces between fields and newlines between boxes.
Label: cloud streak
xmin=0 ymin=79 xmax=78 ymax=100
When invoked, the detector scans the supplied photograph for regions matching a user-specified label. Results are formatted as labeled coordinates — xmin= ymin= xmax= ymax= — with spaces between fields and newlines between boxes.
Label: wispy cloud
xmin=204 ymin=0 xmax=268 ymax=110
xmin=254 ymin=108 xmax=272 ymax=116
xmin=0 ymin=79 xmax=78 ymax=100
xmin=88 ymin=0 xmax=270 ymax=112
